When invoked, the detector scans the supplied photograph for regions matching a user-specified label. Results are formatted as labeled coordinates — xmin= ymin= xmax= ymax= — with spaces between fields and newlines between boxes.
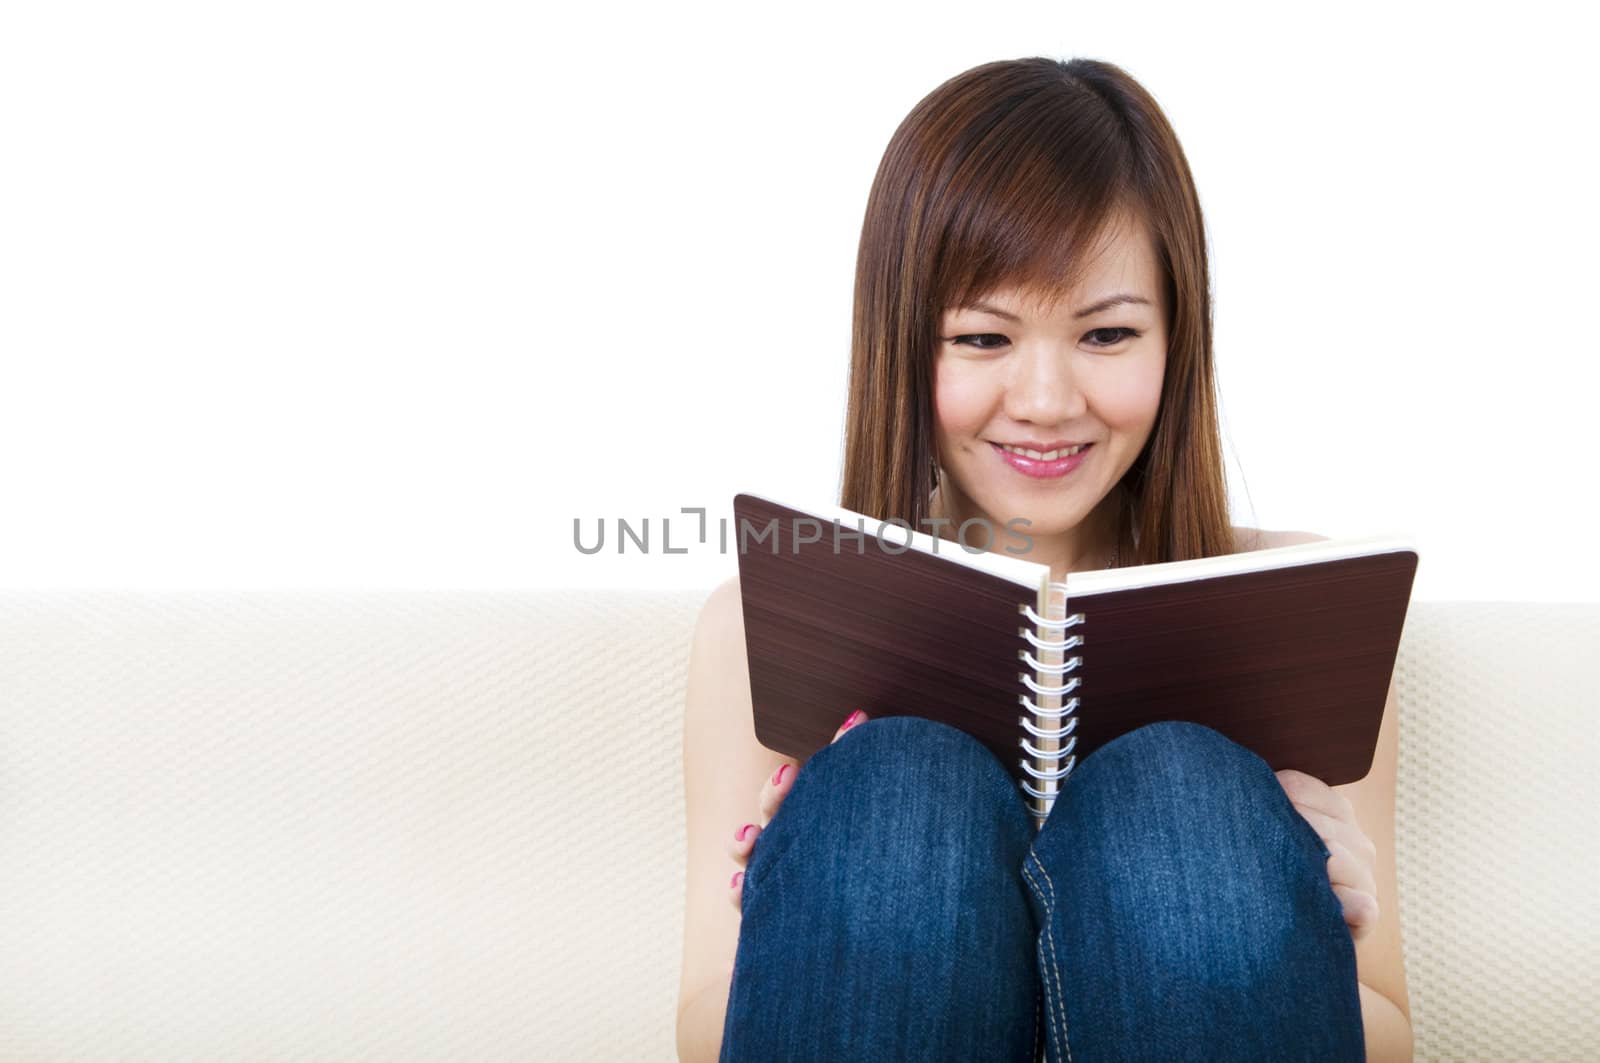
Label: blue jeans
xmin=719 ymin=716 xmax=1365 ymax=1062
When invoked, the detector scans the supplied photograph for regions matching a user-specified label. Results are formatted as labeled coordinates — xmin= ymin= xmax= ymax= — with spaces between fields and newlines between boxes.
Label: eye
xmin=1084 ymin=327 xmax=1140 ymax=348
xmin=946 ymin=333 xmax=1009 ymax=351
xmin=945 ymin=328 xmax=1142 ymax=352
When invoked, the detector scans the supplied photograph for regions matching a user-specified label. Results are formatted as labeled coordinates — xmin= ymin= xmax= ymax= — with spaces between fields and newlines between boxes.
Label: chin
xmin=978 ymin=492 xmax=1089 ymax=532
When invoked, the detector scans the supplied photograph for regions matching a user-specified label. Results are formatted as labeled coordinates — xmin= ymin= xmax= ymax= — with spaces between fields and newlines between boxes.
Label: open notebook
xmin=732 ymin=491 xmax=1419 ymax=826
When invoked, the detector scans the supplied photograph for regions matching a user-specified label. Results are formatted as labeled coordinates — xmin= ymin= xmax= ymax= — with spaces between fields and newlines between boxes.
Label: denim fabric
xmin=719 ymin=716 xmax=1364 ymax=1063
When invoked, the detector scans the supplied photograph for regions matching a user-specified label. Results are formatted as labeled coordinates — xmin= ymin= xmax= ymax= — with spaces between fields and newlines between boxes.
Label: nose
xmin=1002 ymin=342 xmax=1089 ymax=425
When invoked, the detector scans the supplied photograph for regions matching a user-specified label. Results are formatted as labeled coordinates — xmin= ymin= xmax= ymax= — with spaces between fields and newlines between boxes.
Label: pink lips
xmin=990 ymin=440 xmax=1092 ymax=479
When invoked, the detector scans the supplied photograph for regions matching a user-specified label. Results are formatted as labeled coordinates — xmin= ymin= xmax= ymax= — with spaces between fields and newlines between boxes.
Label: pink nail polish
xmin=730 ymin=871 xmax=744 ymax=889
xmin=841 ymin=710 xmax=864 ymax=731
xmin=772 ymin=764 xmax=789 ymax=786
xmin=737 ymin=823 xmax=755 ymax=841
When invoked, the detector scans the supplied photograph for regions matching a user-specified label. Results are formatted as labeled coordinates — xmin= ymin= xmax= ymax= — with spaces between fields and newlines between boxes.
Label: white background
xmin=1 ymin=1 xmax=1593 ymax=600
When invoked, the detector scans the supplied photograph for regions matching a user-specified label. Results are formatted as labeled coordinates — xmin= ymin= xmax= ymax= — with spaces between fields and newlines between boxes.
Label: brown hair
xmin=838 ymin=56 xmax=1235 ymax=565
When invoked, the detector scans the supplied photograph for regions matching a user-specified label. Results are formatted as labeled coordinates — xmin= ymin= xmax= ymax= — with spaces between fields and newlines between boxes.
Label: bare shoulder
xmin=1232 ymin=525 xmax=1329 ymax=552
xmin=1231 ymin=525 xmax=1266 ymax=553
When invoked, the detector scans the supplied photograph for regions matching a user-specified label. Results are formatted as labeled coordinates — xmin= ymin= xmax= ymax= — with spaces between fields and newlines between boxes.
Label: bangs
xmin=928 ymin=96 xmax=1146 ymax=319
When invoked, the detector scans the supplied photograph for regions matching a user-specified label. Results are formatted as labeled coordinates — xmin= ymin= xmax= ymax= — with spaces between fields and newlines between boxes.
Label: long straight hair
xmin=838 ymin=57 xmax=1235 ymax=565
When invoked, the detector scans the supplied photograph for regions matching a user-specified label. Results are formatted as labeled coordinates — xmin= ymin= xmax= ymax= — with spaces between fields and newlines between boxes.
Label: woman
xmin=677 ymin=56 xmax=1413 ymax=1062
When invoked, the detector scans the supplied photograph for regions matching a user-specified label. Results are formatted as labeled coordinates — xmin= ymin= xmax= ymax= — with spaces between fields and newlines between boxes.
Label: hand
xmin=1275 ymin=768 xmax=1380 ymax=943
xmin=727 ymin=709 xmax=870 ymax=911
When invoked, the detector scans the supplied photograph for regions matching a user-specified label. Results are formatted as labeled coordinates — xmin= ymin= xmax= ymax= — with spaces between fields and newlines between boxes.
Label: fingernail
xmin=737 ymin=823 xmax=756 ymax=841
xmin=840 ymin=709 xmax=864 ymax=731
xmin=730 ymin=871 xmax=744 ymax=890
xmin=772 ymin=764 xmax=789 ymax=786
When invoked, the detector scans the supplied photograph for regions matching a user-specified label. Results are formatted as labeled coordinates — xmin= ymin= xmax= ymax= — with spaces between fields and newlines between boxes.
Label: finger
xmin=1331 ymin=883 xmax=1380 ymax=941
xmin=758 ymin=712 xmax=868 ymax=829
xmin=759 ymin=760 xmax=797 ymax=828
xmin=1290 ymin=804 xmax=1375 ymax=864
xmin=832 ymin=709 xmax=869 ymax=743
xmin=728 ymin=869 xmax=744 ymax=911
xmin=1323 ymin=837 xmax=1379 ymax=899
xmin=1275 ymin=769 xmax=1357 ymax=823
xmin=728 ymin=821 xmax=762 ymax=868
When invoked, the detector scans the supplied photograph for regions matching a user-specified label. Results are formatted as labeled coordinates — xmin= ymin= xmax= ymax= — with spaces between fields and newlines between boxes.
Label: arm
xmin=1344 ymin=673 xmax=1414 ymax=1062
xmin=675 ymin=576 xmax=796 ymax=1061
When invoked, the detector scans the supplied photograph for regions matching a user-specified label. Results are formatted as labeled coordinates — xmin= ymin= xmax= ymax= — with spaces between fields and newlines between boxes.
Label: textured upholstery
xmin=0 ymin=592 xmax=1594 ymax=1060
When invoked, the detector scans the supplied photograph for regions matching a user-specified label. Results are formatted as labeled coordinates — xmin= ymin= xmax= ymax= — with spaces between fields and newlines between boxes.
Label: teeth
xmin=1000 ymin=443 xmax=1088 ymax=461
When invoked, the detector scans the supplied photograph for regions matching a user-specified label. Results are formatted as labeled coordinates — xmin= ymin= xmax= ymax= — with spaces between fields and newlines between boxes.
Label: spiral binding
xmin=1017 ymin=581 xmax=1081 ymax=826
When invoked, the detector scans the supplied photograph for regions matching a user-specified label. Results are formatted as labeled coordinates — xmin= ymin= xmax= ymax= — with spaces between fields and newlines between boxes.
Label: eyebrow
xmin=960 ymin=293 xmax=1153 ymax=320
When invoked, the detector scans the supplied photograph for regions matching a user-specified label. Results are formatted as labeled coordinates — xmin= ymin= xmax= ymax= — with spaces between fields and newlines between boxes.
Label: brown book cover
xmin=733 ymin=491 xmax=1418 ymax=820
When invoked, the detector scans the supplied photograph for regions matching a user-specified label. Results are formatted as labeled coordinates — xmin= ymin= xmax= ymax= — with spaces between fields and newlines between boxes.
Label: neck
xmin=929 ymin=480 xmax=1125 ymax=584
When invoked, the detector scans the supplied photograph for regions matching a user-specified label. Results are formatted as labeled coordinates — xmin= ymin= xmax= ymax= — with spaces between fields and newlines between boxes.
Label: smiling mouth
xmin=986 ymin=440 xmax=1095 ymax=480
xmin=992 ymin=442 xmax=1092 ymax=461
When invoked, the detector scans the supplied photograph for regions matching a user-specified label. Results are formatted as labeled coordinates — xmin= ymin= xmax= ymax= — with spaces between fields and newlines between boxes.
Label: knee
xmin=1099 ymin=718 xmax=1241 ymax=758
xmin=1083 ymin=719 xmax=1267 ymax=792
xmin=1060 ymin=721 xmax=1292 ymax=853
xmin=775 ymin=714 xmax=1032 ymax=862
xmin=800 ymin=715 xmax=1020 ymax=817
xmin=1043 ymin=719 xmax=1315 ymax=888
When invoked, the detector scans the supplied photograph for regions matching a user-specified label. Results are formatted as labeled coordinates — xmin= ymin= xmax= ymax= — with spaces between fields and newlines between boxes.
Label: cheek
xmin=933 ymin=364 xmax=995 ymax=437
xmin=1097 ymin=358 xmax=1166 ymax=430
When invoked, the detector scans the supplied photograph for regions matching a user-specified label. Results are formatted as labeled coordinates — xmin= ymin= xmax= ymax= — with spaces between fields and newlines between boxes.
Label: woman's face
xmin=933 ymin=213 xmax=1168 ymax=556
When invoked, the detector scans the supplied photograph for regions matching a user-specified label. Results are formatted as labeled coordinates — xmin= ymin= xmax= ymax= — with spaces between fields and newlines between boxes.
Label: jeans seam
xmin=1022 ymin=853 xmax=1073 ymax=1063
xmin=1036 ymin=858 xmax=1075 ymax=1063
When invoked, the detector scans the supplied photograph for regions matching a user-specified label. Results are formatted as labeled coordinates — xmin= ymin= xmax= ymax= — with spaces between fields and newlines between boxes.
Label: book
xmin=732 ymin=490 xmax=1419 ymax=826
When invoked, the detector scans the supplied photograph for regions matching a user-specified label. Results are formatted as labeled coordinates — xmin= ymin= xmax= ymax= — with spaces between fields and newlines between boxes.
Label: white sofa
xmin=0 ymin=590 xmax=1594 ymax=1060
